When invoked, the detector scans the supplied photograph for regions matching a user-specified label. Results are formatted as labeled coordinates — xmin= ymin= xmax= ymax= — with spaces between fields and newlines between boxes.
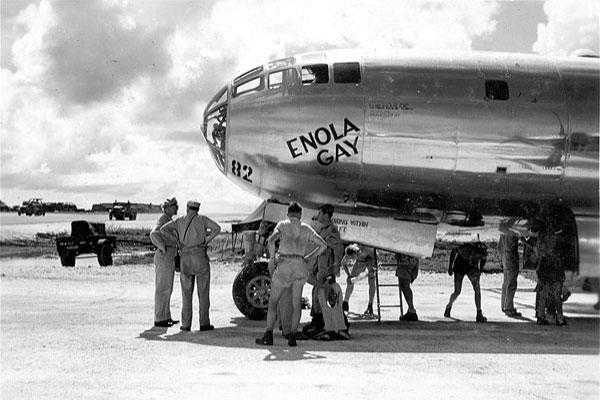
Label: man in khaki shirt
xmin=161 ymin=200 xmax=221 ymax=331
xmin=256 ymin=202 xmax=327 ymax=347
xmin=149 ymin=197 xmax=179 ymax=327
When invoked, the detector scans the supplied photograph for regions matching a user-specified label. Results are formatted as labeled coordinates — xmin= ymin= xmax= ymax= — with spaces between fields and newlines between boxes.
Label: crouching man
xmin=342 ymin=244 xmax=377 ymax=316
xmin=303 ymin=204 xmax=349 ymax=340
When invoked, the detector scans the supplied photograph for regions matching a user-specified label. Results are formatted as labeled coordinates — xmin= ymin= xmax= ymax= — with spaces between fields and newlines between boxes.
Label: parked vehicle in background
xmin=108 ymin=201 xmax=137 ymax=220
xmin=56 ymin=221 xmax=117 ymax=267
xmin=17 ymin=198 xmax=45 ymax=216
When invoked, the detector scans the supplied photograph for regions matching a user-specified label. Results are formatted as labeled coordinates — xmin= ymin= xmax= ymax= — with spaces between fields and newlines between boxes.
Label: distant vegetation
xmin=0 ymin=223 xmax=503 ymax=273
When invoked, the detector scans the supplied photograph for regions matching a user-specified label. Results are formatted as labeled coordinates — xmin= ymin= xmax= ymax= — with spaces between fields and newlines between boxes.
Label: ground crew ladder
xmin=373 ymin=250 xmax=404 ymax=322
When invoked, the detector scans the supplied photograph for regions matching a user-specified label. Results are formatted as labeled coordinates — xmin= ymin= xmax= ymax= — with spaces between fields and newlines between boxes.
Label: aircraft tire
xmin=232 ymin=261 xmax=271 ymax=320
xmin=60 ymin=251 xmax=76 ymax=267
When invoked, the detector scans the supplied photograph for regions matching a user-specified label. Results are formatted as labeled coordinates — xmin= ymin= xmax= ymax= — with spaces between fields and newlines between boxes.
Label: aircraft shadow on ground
xmin=137 ymin=315 xmax=599 ymax=357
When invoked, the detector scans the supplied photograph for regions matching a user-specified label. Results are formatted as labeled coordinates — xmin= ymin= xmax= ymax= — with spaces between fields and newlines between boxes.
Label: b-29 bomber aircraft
xmin=202 ymin=49 xmax=599 ymax=319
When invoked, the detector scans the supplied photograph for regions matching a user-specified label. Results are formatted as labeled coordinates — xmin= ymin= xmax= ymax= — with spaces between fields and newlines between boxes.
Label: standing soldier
xmin=256 ymin=202 xmax=327 ymax=347
xmin=303 ymin=204 xmax=347 ymax=339
xmin=395 ymin=253 xmax=419 ymax=321
xmin=161 ymin=200 xmax=221 ymax=332
xmin=535 ymin=213 xmax=569 ymax=326
xmin=498 ymin=219 xmax=522 ymax=317
xmin=149 ymin=198 xmax=180 ymax=327
xmin=444 ymin=241 xmax=488 ymax=323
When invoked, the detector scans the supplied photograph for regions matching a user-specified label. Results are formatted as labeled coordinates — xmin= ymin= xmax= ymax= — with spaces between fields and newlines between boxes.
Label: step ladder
xmin=374 ymin=250 xmax=403 ymax=323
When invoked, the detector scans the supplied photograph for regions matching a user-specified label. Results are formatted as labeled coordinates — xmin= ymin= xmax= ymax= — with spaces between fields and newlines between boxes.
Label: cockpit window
xmin=269 ymin=71 xmax=284 ymax=90
xmin=334 ymin=62 xmax=361 ymax=84
xmin=233 ymin=76 xmax=264 ymax=97
xmin=302 ymin=64 xmax=329 ymax=86
xmin=268 ymin=68 xmax=295 ymax=90
xmin=203 ymin=86 xmax=227 ymax=172
xmin=234 ymin=66 xmax=263 ymax=84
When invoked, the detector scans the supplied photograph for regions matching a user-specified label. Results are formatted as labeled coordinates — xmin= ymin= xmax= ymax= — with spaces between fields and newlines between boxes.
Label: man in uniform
xmin=303 ymin=204 xmax=347 ymax=339
xmin=161 ymin=200 xmax=221 ymax=332
xmin=535 ymin=212 xmax=569 ymax=326
xmin=256 ymin=202 xmax=327 ymax=347
xmin=498 ymin=219 xmax=522 ymax=317
xmin=444 ymin=241 xmax=488 ymax=323
xmin=149 ymin=197 xmax=180 ymax=327
xmin=342 ymin=244 xmax=377 ymax=316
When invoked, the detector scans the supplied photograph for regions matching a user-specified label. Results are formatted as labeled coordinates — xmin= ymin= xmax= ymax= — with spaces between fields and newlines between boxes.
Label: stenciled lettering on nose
xmin=286 ymin=118 xmax=360 ymax=166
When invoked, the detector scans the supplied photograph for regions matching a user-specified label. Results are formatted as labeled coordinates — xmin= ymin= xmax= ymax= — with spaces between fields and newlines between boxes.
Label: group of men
xmin=150 ymin=198 xmax=221 ymax=331
xmin=148 ymin=197 xmax=584 ymax=346
xmin=255 ymin=202 xmax=423 ymax=347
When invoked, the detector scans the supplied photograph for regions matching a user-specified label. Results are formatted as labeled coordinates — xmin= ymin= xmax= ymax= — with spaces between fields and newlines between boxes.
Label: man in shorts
xmin=444 ymin=242 xmax=488 ymax=323
xmin=255 ymin=202 xmax=327 ymax=347
xmin=342 ymin=244 xmax=377 ymax=316
xmin=395 ymin=253 xmax=419 ymax=321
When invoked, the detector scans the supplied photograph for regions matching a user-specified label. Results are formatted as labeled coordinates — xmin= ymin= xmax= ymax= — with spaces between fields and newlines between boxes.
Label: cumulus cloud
xmin=2 ymin=0 xmax=502 ymax=210
xmin=43 ymin=1 xmax=171 ymax=105
xmin=533 ymin=0 xmax=599 ymax=56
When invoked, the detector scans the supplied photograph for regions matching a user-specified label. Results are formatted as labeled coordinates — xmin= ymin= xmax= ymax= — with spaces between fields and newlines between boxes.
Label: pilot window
xmin=269 ymin=71 xmax=284 ymax=90
xmin=233 ymin=76 xmax=263 ymax=97
xmin=268 ymin=69 xmax=295 ymax=90
xmin=485 ymin=80 xmax=509 ymax=100
xmin=302 ymin=64 xmax=329 ymax=86
xmin=334 ymin=62 xmax=361 ymax=84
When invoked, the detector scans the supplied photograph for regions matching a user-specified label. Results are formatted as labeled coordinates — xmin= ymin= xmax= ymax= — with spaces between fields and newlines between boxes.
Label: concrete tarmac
xmin=1 ymin=256 xmax=598 ymax=399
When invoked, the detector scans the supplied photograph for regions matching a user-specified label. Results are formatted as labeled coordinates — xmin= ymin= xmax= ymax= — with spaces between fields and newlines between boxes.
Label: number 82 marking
xmin=231 ymin=160 xmax=253 ymax=183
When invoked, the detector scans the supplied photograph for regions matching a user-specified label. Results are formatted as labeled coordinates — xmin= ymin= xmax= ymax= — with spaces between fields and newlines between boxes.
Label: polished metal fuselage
xmin=213 ymin=50 xmax=598 ymax=216
xmin=202 ymin=50 xmax=599 ymax=272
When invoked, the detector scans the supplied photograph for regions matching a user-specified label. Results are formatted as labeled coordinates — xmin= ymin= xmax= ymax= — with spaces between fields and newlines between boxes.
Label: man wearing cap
xmin=303 ymin=204 xmax=347 ymax=339
xmin=149 ymin=198 xmax=180 ymax=327
xmin=161 ymin=200 xmax=221 ymax=331
xmin=256 ymin=202 xmax=327 ymax=347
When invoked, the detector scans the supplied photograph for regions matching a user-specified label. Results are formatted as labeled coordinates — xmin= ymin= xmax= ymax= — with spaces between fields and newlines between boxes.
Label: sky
xmin=1 ymin=0 xmax=599 ymax=214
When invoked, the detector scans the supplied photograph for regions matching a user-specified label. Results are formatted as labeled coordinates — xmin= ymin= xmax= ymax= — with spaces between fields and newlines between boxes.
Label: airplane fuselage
xmin=203 ymin=50 xmax=599 ymax=274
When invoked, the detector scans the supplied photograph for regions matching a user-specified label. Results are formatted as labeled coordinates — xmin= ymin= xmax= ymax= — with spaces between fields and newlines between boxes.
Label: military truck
xmin=56 ymin=221 xmax=117 ymax=267
xmin=108 ymin=201 xmax=137 ymax=220
xmin=17 ymin=198 xmax=45 ymax=216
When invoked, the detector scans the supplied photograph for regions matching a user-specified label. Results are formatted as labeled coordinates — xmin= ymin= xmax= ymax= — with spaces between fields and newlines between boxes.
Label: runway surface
xmin=1 ymin=256 xmax=598 ymax=399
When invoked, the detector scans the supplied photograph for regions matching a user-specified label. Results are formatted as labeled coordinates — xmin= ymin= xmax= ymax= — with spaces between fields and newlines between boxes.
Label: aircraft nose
xmin=202 ymin=86 xmax=228 ymax=172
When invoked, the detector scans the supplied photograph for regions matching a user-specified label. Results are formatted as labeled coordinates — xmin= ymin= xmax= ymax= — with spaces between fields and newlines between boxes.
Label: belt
xmin=182 ymin=244 xmax=206 ymax=250
xmin=180 ymin=245 xmax=206 ymax=254
xmin=279 ymin=254 xmax=304 ymax=259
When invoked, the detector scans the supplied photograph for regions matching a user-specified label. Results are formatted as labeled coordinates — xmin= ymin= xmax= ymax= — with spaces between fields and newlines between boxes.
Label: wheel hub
xmin=245 ymin=275 xmax=271 ymax=308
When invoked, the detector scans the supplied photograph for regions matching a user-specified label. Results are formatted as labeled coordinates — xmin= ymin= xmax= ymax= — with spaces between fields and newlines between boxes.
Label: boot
xmin=400 ymin=311 xmax=418 ymax=321
xmin=302 ymin=313 xmax=324 ymax=335
xmin=288 ymin=332 xmax=297 ymax=347
xmin=444 ymin=305 xmax=452 ymax=318
xmin=556 ymin=317 xmax=568 ymax=327
xmin=255 ymin=330 xmax=273 ymax=345
xmin=476 ymin=310 xmax=487 ymax=323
